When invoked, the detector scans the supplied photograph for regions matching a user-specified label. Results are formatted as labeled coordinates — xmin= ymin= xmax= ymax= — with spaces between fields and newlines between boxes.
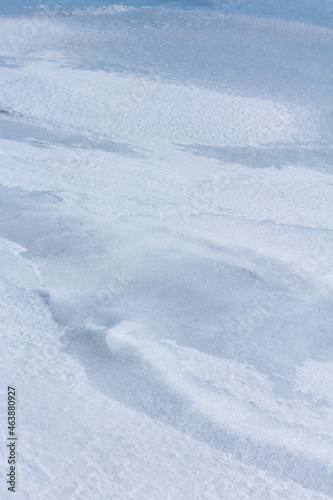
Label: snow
xmin=0 ymin=1 xmax=332 ymax=498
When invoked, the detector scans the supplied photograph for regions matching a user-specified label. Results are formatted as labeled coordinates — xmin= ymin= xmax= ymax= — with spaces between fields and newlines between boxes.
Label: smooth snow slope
xmin=0 ymin=1 xmax=332 ymax=499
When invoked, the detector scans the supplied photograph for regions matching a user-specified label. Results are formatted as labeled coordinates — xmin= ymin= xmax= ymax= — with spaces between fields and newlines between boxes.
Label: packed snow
xmin=0 ymin=1 xmax=332 ymax=498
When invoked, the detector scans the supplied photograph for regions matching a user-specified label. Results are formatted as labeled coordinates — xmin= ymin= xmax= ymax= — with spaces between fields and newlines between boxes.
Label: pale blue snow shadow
xmin=0 ymin=56 xmax=22 ymax=69
xmin=0 ymin=186 xmax=71 ymax=251
xmin=179 ymin=143 xmax=333 ymax=174
xmin=0 ymin=117 xmax=143 ymax=157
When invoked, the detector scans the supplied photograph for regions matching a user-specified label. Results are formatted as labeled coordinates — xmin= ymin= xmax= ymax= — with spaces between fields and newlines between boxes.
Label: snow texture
xmin=0 ymin=0 xmax=332 ymax=498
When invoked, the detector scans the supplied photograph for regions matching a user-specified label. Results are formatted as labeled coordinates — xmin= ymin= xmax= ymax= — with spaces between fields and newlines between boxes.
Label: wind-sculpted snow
xmin=0 ymin=2 xmax=332 ymax=499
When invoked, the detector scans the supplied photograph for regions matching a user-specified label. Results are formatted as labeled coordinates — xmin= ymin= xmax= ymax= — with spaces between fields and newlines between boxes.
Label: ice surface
xmin=0 ymin=1 xmax=332 ymax=499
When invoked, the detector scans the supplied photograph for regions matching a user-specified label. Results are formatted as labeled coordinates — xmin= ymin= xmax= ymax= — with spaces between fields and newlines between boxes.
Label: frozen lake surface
xmin=0 ymin=1 xmax=332 ymax=498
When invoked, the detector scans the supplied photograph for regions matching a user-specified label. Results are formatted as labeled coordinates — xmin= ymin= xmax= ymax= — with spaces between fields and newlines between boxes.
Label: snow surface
xmin=0 ymin=1 xmax=332 ymax=498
